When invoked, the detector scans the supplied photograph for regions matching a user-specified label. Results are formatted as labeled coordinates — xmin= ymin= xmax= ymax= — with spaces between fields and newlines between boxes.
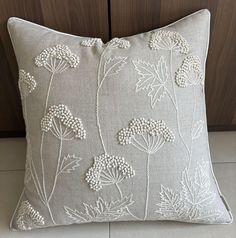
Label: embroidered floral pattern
xmin=18 ymin=70 xmax=37 ymax=98
xmin=156 ymin=162 xmax=222 ymax=223
xmin=175 ymin=55 xmax=203 ymax=87
xmin=118 ymin=118 xmax=175 ymax=150
xmin=41 ymin=104 xmax=86 ymax=140
xmin=35 ymin=45 xmax=80 ymax=73
xmin=85 ymin=154 xmax=135 ymax=191
xmin=132 ymin=57 xmax=169 ymax=108
xmin=32 ymin=45 xmax=80 ymax=225
xmin=118 ymin=118 xmax=174 ymax=220
xmin=149 ymin=30 xmax=189 ymax=54
xmin=108 ymin=38 xmax=130 ymax=49
xmin=81 ymin=38 xmax=103 ymax=47
xmin=64 ymin=195 xmax=134 ymax=223
xmin=16 ymin=200 xmax=44 ymax=230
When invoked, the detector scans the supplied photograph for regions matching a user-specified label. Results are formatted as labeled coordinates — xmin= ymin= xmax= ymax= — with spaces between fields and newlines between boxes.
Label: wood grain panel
xmin=110 ymin=0 xmax=236 ymax=130
xmin=0 ymin=0 xmax=109 ymax=136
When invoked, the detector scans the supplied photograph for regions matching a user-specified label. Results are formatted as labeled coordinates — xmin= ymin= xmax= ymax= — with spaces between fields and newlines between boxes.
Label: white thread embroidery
xmin=149 ymin=30 xmax=189 ymax=54
xmin=41 ymin=104 xmax=86 ymax=140
xmin=118 ymin=118 xmax=174 ymax=220
xmin=16 ymin=200 xmax=44 ymax=230
xmin=192 ymin=120 xmax=204 ymax=140
xmin=147 ymin=32 xmax=194 ymax=171
xmin=40 ymin=104 xmax=85 ymax=224
xmin=18 ymin=70 xmax=37 ymax=187
xmin=85 ymin=154 xmax=135 ymax=191
xmin=64 ymin=195 xmax=134 ymax=223
xmin=96 ymin=55 xmax=127 ymax=154
xmin=18 ymin=70 xmax=37 ymax=98
xmin=35 ymin=45 xmax=80 ymax=73
xmin=59 ymin=154 xmax=82 ymax=174
xmin=107 ymin=38 xmax=131 ymax=49
xmin=132 ymin=57 xmax=169 ymax=108
xmin=156 ymin=162 xmax=222 ymax=223
xmin=81 ymin=38 xmax=103 ymax=47
xmin=175 ymin=55 xmax=204 ymax=169
xmin=175 ymin=55 xmax=204 ymax=88
xmin=34 ymin=46 xmax=80 ymax=225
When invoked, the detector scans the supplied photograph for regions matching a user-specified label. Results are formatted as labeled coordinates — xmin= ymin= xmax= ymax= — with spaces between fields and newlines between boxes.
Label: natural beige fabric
xmin=8 ymin=9 xmax=232 ymax=231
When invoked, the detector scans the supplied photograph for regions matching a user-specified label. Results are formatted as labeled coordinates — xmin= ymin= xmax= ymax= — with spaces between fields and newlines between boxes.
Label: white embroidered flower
xmin=35 ymin=45 xmax=80 ymax=73
xmin=16 ymin=200 xmax=44 ymax=230
xmin=18 ymin=70 xmax=37 ymax=98
xmin=81 ymin=38 xmax=103 ymax=47
xmin=108 ymin=38 xmax=131 ymax=49
xmin=149 ymin=30 xmax=189 ymax=54
xmin=41 ymin=104 xmax=86 ymax=140
xmin=175 ymin=55 xmax=204 ymax=87
xmin=85 ymin=154 xmax=135 ymax=191
xmin=118 ymin=118 xmax=174 ymax=154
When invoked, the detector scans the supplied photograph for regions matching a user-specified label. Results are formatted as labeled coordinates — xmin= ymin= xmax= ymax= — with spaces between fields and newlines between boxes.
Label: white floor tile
xmin=0 ymin=171 xmax=109 ymax=238
xmin=0 ymin=138 xmax=26 ymax=170
xmin=209 ymin=131 xmax=236 ymax=163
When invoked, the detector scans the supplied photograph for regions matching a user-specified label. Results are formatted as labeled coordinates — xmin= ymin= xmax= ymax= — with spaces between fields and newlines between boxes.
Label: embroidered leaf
xmin=192 ymin=120 xmax=204 ymax=140
xmin=156 ymin=185 xmax=184 ymax=218
xmin=103 ymin=56 xmax=127 ymax=78
xmin=64 ymin=195 xmax=133 ymax=223
xmin=110 ymin=194 xmax=134 ymax=211
xmin=132 ymin=57 xmax=168 ymax=108
xmin=132 ymin=60 xmax=158 ymax=91
xmin=59 ymin=154 xmax=82 ymax=174
xmin=181 ymin=168 xmax=197 ymax=205
xmin=64 ymin=206 xmax=88 ymax=223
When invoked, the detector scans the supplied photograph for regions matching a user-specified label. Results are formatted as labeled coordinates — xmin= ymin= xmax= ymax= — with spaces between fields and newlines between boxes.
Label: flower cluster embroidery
xmin=85 ymin=154 xmax=135 ymax=191
xmin=16 ymin=200 xmax=44 ymax=230
xmin=81 ymin=38 xmax=103 ymax=47
xmin=149 ymin=30 xmax=189 ymax=54
xmin=118 ymin=118 xmax=175 ymax=150
xmin=18 ymin=70 xmax=37 ymax=98
xmin=35 ymin=45 xmax=80 ymax=73
xmin=175 ymin=55 xmax=203 ymax=87
xmin=41 ymin=104 xmax=86 ymax=140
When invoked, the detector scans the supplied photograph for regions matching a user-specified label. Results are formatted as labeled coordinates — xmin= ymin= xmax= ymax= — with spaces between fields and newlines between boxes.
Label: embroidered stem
xmin=115 ymin=183 xmax=123 ymax=198
xmin=40 ymin=73 xmax=55 ymax=202
xmin=48 ymin=126 xmax=63 ymax=203
xmin=23 ymin=98 xmax=46 ymax=204
xmin=188 ymin=86 xmax=197 ymax=170
xmin=169 ymin=50 xmax=191 ymax=162
xmin=144 ymin=153 xmax=151 ymax=220
xmin=96 ymin=49 xmax=108 ymax=154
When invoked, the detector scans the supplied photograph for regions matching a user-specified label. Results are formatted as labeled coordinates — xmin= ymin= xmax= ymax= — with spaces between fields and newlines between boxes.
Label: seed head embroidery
xmin=81 ymin=38 xmax=103 ymax=47
xmin=41 ymin=104 xmax=86 ymax=140
xmin=118 ymin=118 xmax=174 ymax=220
xmin=85 ymin=154 xmax=135 ymax=191
xmin=175 ymin=55 xmax=203 ymax=87
xmin=18 ymin=70 xmax=37 ymax=98
xmin=35 ymin=45 xmax=80 ymax=74
xmin=149 ymin=30 xmax=189 ymax=54
xmin=16 ymin=200 xmax=44 ymax=230
xmin=108 ymin=38 xmax=130 ymax=49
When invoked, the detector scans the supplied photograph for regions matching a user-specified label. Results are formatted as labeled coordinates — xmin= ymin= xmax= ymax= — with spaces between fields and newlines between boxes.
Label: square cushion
xmin=7 ymin=9 xmax=233 ymax=230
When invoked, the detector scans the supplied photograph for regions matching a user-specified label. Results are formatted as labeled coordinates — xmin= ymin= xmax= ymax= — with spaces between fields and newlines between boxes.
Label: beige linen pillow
xmin=7 ymin=9 xmax=232 ymax=230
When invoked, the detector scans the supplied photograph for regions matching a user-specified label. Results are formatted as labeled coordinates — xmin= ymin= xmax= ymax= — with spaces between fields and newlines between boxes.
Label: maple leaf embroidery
xmin=132 ymin=56 xmax=168 ymax=108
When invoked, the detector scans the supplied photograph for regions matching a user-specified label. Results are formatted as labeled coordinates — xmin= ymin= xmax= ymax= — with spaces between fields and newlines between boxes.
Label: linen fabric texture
xmin=8 ymin=9 xmax=233 ymax=231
